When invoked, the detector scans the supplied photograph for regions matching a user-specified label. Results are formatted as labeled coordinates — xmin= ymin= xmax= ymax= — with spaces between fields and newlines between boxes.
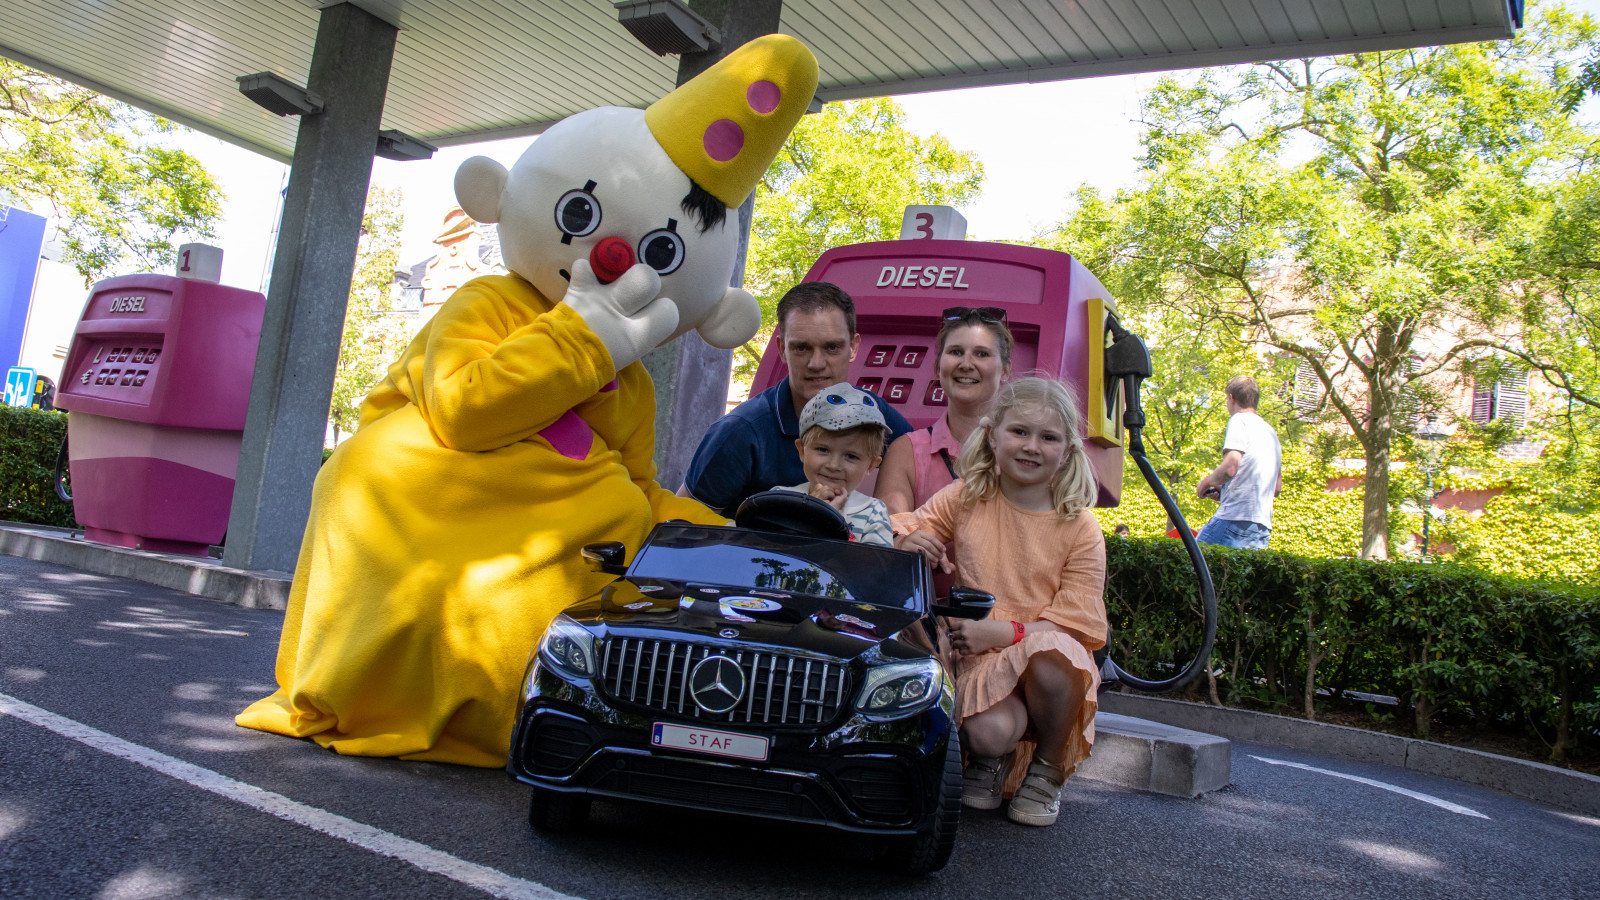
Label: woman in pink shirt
xmin=876 ymin=307 xmax=1014 ymax=513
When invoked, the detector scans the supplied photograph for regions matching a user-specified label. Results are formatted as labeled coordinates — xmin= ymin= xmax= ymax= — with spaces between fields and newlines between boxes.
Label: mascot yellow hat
xmin=645 ymin=34 xmax=820 ymax=209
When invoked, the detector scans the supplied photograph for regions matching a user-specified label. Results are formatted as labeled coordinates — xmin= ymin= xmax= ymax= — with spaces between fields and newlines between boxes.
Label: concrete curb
xmin=0 ymin=523 xmax=289 ymax=610
xmin=1080 ymin=711 xmax=1232 ymax=798
xmin=1100 ymin=691 xmax=1600 ymax=818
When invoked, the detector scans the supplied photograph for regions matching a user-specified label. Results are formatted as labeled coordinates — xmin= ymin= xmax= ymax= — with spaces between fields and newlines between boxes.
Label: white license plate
xmin=651 ymin=722 xmax=770 ymax=761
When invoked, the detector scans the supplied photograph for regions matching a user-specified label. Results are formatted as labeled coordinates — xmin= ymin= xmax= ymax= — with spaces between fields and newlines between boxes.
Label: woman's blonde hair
xmin=956 ymin=375 xmax=1098 ymax=518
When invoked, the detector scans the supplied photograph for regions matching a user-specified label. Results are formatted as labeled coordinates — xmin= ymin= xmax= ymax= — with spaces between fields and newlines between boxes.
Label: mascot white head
xmin=452 ymin=35 xmax=818 ymax=371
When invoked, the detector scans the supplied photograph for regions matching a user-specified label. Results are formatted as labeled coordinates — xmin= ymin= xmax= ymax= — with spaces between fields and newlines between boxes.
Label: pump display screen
xmin=72 ymin=340 xmax=163 ymax=403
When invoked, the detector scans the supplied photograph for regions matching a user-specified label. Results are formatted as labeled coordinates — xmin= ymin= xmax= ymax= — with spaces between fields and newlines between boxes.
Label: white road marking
xmin=1251 ymin=754 xmax=1489 ymax=819
xmin=0 ymin=692 xmax=580 ymax=900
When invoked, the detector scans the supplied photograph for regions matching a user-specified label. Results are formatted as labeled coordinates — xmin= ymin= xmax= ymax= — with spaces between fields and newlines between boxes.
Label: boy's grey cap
xmin=799 ymin=382 xmax=888 ymax=435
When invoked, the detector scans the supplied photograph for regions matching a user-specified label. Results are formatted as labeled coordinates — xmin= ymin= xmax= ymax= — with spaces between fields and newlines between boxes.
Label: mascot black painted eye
xmin=638 ymin=227 xmax=686 ymax=275
xmin=554 ymin=184 xmax=601 ymax=238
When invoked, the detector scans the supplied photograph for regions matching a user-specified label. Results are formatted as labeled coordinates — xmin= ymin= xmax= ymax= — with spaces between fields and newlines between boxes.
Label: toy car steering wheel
xmin=734 ymin=490 xmax=852 ymax=541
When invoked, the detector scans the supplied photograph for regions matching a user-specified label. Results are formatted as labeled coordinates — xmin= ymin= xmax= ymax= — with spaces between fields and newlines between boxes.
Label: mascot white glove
xmin=561 ymin=259 xmax=679 ymax=372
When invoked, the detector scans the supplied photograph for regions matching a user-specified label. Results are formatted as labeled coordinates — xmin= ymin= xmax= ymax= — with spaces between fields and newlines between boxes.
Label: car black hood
xmin=564 ymin=578 xmax=930 ymax=661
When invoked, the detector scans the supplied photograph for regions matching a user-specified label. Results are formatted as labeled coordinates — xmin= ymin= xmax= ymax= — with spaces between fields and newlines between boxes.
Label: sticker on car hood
xmin=720 ymin=596 xmax=782 ymax=613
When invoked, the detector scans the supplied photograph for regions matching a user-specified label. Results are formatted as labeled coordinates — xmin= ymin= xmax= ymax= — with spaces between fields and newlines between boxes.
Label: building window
xmin=1471 ymin=370 xmax=1527 ymax=427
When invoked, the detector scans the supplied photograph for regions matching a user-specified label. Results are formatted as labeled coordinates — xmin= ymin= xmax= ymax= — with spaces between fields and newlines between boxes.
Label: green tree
xmin=0 ymin=60 xmax=222 ymax=282
xmin=740 ymin=97 xmax=983 ymax=376
xmin=1049 ymin=7 xmax=1598 ymax=559
xmin=328 ymin=187 xmax=412 ymax=442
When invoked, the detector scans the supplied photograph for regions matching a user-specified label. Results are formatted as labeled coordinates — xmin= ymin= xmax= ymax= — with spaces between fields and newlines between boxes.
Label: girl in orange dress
xmin=893 ymin=376 xmax=1107 ymax=827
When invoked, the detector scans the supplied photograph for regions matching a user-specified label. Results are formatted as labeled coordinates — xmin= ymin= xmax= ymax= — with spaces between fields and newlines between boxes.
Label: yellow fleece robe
xmin=236 ymin=274 xmax=725 ymax=767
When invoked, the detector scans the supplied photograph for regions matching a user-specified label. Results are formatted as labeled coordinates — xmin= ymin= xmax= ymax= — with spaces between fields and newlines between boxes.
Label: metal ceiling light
xmin=236 ymin=72 xmax=324 ymax=117
xmin=375 ymin=130 xmax=438 ymax=161
xmin=615 ymin=0 xmax=720 ymax=56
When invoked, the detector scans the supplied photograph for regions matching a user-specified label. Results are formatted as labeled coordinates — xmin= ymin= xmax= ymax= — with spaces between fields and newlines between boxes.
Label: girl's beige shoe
xmin=960 ymin=753 xmax=1010 ymax=810
xmin=1006 ymin=759 xmax=1067 ymax=826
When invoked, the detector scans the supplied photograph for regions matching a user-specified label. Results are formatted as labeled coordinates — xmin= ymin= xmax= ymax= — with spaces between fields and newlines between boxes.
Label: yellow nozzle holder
xmin=645 ymin=33 xmax=819 ymax=210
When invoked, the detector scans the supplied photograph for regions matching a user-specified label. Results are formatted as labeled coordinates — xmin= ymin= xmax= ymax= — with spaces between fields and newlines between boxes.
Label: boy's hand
xmin=808 ymin=482 xmax=848 ymax=511
xmin=895 ymin=530 xmax=951 ymax=573
xmin=950 ymin=618 xmax=1015 ymax=656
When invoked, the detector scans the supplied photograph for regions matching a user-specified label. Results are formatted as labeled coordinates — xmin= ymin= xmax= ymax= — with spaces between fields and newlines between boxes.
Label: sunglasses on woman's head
xmin=942 ymin=306 xmax=1007 ymax=325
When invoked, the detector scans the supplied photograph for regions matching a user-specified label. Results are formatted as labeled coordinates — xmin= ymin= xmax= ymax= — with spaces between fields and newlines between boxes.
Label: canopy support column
xmin=223 ymin=3 xmax=397 ymax=572
xmin=643 ymin=0 xmax=783 ymax=493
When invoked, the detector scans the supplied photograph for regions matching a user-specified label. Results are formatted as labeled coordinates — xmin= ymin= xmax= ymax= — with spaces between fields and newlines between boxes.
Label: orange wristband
xmin=1011 ymin=621 xmax=1026 ymax=645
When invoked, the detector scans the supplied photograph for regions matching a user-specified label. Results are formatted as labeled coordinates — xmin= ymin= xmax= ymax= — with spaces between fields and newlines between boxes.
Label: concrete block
xmin=1078 ymin=711 xmax=1231 ymax=797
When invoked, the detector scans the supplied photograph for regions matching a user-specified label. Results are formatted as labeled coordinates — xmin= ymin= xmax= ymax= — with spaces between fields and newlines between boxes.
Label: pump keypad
xmin=76 ymin=343 xmax=160 ymax=399
xmin=852 ymin=343 xmax=944 ymax=407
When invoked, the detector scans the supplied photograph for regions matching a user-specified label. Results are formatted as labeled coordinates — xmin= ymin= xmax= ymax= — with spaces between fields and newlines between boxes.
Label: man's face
xmin=780 ymin=307 xmax=860 ymax=406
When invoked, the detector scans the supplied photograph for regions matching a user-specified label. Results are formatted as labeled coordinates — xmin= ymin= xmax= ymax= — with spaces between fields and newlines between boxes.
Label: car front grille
xmin=599 ymin=637 xmax=850 ymax=727
xmin=594 ymin=755 xmax=827 ymax=821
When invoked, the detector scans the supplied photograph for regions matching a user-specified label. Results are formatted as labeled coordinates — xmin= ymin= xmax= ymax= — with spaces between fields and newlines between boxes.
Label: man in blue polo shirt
xmin=683 ymin=282 xmax=913 ymax=518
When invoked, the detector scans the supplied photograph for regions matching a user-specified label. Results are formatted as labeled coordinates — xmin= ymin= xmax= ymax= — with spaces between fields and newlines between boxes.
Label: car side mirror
xmin=582 ymin=541 xmax=628 ymax=576
xmin=932 ymin=585 xmax=994 ymax=620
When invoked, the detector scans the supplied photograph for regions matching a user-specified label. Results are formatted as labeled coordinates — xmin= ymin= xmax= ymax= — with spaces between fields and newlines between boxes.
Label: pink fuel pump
xmin=751 ymin=208 xmax=1217 ymax=693
xmin=54 ymin=246 xmax=265 ymax=556
xmin=749 ymin=207 xmax=1127 ymax=505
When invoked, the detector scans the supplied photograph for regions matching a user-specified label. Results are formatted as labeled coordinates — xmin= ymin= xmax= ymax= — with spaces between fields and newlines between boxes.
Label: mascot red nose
xmin=236 ymin=35 xmax=819 ymax=767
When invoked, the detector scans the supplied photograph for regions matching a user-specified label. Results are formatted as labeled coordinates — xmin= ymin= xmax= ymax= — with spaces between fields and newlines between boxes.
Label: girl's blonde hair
xmin=956 ymin=375 xmax=1098 ymax=518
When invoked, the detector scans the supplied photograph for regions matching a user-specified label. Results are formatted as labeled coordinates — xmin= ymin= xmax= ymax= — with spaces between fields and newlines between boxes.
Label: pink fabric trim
xmin=538 ymin=409 xmax=594 ymax=460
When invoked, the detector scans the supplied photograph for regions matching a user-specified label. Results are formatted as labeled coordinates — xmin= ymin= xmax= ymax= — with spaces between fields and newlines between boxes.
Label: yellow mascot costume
xmin=237 ymin=35 xmax=819 ymax=767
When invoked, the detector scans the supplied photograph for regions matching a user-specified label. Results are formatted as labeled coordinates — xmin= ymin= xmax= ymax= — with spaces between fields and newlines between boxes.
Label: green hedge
xmin=1105 ymin=536 xmax=1600 ymax=763
xmin=0 ymin=406 xmax=74 ymax=528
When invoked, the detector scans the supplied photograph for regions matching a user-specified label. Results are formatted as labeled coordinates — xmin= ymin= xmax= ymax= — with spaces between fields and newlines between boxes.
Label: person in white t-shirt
xmin=1195 ymin=376 xmax=1282 ymax=550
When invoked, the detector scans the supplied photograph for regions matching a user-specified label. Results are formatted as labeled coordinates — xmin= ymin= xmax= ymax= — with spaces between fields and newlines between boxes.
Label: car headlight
xmin=538 ymin=614 xmax=596 ymax=679
xmin=854 ymin=659 xmax=943 ymax=718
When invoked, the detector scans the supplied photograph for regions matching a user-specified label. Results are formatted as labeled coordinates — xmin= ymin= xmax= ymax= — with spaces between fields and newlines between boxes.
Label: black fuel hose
xmin=54 ymin=433 xmax=71 ymax=502
xmin=1101 ymin=316 xmax=1217 ymax=693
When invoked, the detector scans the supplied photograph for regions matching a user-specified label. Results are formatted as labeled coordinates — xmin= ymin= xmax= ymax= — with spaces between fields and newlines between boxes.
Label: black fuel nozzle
xmin=1103 ymin=313 xmax=1151 ymax=433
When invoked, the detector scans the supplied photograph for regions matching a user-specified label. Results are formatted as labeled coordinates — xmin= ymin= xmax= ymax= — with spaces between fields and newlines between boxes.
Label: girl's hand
xmin=949 ymin=618 xmax=1018 ymax=656
xmin=895 ymin=530 xmax=951 ymax=572
xmin=808 ymin=482 xmax=848 ymax=511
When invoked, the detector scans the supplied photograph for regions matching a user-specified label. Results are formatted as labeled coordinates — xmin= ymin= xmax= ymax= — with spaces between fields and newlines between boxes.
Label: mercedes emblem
xmin=689 ymin=655 xmax=746 ymax=713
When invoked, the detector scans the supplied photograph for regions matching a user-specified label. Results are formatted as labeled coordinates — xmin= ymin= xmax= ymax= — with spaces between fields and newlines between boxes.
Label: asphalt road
xmin=2 ymin=554 xmax=1596 ymax=899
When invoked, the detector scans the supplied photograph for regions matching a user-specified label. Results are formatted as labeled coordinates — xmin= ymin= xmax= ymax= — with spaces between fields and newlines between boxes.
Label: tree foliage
xmin=328 ymin=187 xmax=412 ymax=441
xmin=0 ymin=60 xmax=222 ymax=282
xmin=740 ymin=98 xmax=983 ymax=376
xmin=1050 ymin=7 xmax=1600 ymax=558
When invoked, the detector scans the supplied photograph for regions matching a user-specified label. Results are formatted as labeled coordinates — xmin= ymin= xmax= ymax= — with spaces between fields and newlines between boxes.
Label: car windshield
xmin=630 ymin=525 xmax=922 ymax=610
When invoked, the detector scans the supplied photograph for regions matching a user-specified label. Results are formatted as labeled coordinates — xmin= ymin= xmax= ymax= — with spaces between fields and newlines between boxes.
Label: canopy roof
xmin=0 ymin=0 xmax=1518 ymax=163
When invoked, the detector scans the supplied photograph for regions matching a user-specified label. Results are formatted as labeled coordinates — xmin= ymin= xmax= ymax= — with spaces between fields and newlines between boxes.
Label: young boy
xmin=779 ymin=382 xmax=894 ymax=545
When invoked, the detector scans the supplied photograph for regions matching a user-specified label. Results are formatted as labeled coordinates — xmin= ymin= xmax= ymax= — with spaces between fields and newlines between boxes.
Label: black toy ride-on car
xmin=507 ymin=490 xmax=993 ymax=874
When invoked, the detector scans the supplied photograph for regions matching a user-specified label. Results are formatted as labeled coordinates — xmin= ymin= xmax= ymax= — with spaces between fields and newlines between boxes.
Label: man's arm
xmin=681 ymin=417 xmax=757 ymax=517
xmin=1197 ymin=449 xmax=1244 ymax=500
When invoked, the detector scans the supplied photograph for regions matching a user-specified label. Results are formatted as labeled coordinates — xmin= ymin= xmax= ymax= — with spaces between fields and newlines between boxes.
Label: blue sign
xmin=5 ymin=366 xmax=36 ymax=407
xmin=0 ymin=207 xmax=47 ymax=372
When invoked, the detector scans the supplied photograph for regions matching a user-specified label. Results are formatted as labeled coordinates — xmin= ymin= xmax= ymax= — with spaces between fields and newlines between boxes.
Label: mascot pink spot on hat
xmin=748 ymin=80 xmax=781 ymax=114
xmin=704 ymin=119 xmax=744 ymax=162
